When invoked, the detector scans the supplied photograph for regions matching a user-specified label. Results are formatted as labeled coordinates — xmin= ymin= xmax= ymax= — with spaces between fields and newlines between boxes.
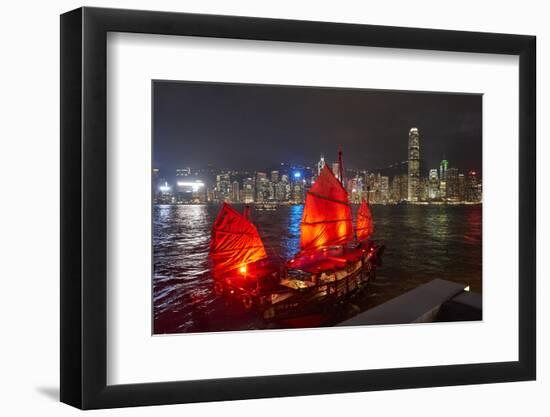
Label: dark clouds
xmin=153 ymin=81 xmax=481 ymax=174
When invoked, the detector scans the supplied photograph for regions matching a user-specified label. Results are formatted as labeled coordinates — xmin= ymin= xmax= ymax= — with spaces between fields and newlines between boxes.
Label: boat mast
xmin=338 ymin=145 xmax=345 ymax=186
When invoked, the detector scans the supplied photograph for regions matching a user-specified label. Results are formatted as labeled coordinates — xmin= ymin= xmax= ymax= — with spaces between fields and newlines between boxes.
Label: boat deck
xmin=288 ymin=245 xmax=369 ymax=275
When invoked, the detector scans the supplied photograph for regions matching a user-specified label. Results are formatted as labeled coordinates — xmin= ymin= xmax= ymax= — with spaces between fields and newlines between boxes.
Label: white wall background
xmin=0 ymin=0 xmax=546 ymax=415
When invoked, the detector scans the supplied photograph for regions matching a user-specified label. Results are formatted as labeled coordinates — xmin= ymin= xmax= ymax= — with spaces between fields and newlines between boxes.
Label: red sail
xmin=210 ymin=203 xmax=267 ymax=276
xmin=356 ymin=198 xmax=374 ymax=241
xmin=300 ymin=165 xmax=353 ymax=252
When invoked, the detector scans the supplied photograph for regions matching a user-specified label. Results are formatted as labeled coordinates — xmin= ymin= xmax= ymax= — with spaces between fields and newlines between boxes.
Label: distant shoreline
xmin=153 ymin=201 xmax=482 ymax=207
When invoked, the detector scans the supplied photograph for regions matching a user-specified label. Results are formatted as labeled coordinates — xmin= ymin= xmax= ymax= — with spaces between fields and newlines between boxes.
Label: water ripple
xmin=153 ymin=204 xmax=482 ymax=334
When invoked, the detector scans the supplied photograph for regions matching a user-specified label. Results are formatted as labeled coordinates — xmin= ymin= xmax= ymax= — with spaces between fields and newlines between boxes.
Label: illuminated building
xmin=439 ymin=159 xmax=448 ymax=198
xmin=242 ymin=178 xmax=254 ymax=203
xmin=152 ymin=168 xmax=160 ymax=188
xmin=215 ymin=173 xmax=231 ymax=202
xmin=156 ymin=179 xmax=174 ymax=204
xmin=292 ymin=182 xmax=305 ymax=204
xmin=255 ymin=172 xmax=270 ymax=202
xmin=206 ymin=186 xmax=215 ymax=203
xmin=390 ymin=173 xmax=408 ymax=203
xmin=446 ymin=167 xmax=459 ymax=201
xmin=407 ymin=127 xmax=420 ymax=202
xmin=231 ymin=181 xmax=240 ymax=203
xmin=291 ymin=171 xmax=305 ymax=204
xmin=275 ymin=174 xmax=289 ymax=202
xmin=467 ymin=171 xmax=481 ymax=202
xmin=176 ymin=179 xmax=206 ymax=203
xmin=282 ymin=174 xmax=291 ymax=202
xmin=347 ymin=177 xmax=360 ymax=204
xmin=372 ymin=174 xmax=381 ymax=203
xmin=428 ymin=169 xmax=439 ymax=200
xmin=380 ymin=176 xmax=389 ymax=203
xmin=152 ymin=168 xmax=162 ymax=202
xmin=439 ymin=159 xmax=448 ymax=181
xmin=458 ymin=173 xmax=466 ymax=201
xmin=151 ymin=150 xmax=481 ymax=206
xmin=176 ymin=167 xmax=191 ymax=178
xmin=363 ymin=173 xmax=374 ymax=202
xmin=419 ymin=177 xmax=429 ymax=201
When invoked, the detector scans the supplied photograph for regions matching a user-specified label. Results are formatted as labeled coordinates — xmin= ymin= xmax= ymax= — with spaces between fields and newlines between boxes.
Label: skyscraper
xmin=242 ymin=177 xmax=254 ymax=203
xmin=380 ymin=176 xmax=389 ymax=203
xmin=231 ymin=181 xmax=240 ymax=203
xmin=216 ymin=173 xmax=231 ymax=202
xmin=458 ymin=173 xmax=466 ymax=201
xmin=275 ymin=179 xmax=287 ymax=202
xmin=255 ymin=172 xmax=269 ymax=202
xmin=439 ymin=159 xmax=449 ymax=198
xmin=407 ymin=127 xmax=420 ymax=202
xmin=428 ymin=169 xmax=439 ymax=200
xmin=446 ymin=167 xmax=459 ymax=200
xmin=292 ymin=181 xmax=305 ymax=204
xmin=390 ymin=173 xmax=408 ymax=203
xmin=467 ymin=171 xmax=481 ymax=202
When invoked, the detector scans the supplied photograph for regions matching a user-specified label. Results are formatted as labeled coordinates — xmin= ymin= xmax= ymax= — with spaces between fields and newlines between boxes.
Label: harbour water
xmin=153 ymin=204 xmax=482 ymax=334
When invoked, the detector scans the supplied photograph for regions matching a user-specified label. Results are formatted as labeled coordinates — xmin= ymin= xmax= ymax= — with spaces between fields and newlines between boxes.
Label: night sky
xmin=153 ymin=81 xmax=482 ymax=175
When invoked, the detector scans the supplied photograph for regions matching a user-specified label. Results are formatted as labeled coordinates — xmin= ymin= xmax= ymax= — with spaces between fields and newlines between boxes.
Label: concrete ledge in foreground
xmin=339 ymin=278 xmax=469 ymax=326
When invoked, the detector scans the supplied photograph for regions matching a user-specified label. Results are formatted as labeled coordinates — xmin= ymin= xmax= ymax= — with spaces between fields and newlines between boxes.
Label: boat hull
xmin=213 ymin=241 xmax=384 ymax=322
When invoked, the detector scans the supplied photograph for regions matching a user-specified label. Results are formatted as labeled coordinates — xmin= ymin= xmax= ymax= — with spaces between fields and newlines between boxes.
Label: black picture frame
xmin=60 ymin=6 xmax=536 ymax=410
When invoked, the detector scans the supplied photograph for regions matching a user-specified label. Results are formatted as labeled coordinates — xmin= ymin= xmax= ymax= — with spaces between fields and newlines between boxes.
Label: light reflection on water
xmin=153 ymin=204 xmax=482 ymax=334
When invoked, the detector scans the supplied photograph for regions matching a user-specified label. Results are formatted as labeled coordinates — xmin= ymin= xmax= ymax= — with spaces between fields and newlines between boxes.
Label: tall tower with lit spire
xmin=407 ymin=127 xmax=420 ymax=202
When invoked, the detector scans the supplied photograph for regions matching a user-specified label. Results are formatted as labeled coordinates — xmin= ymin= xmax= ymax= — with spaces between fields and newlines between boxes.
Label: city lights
xmin=153 ymin=129 xmax=481 ymax=206
xmin=159 ymin=182 xmax=171 ymax=192
xmin=177 ymin=181 xmax=205 ymax=192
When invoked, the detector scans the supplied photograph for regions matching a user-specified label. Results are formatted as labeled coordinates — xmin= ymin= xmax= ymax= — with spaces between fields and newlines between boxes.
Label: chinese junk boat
xmin=209 ymin=154 xmax=384 ymax=322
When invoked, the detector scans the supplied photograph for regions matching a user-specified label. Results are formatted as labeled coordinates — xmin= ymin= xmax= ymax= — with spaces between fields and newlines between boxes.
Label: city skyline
xmin=151 ymin=81 xmax=483 ymax=335
xmin=153 ymin=81 xmax=482 ymax=176
xmin=153 ymin=127 xmax=482 ymax=206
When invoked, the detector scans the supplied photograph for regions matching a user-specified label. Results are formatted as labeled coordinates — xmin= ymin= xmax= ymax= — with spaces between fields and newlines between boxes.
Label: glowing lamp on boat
xmin=210 ymin=203 xmax=268 ymax=277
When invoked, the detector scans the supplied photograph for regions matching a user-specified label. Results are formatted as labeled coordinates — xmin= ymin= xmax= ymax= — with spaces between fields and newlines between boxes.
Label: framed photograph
xmin=60 ymin=7 xmax=536 ymax=409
